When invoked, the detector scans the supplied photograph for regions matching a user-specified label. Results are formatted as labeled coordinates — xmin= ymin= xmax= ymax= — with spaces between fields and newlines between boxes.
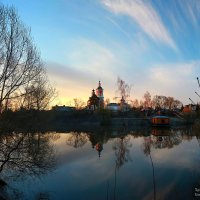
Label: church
xmin=87 ymin=81 xmax=104 ymax=110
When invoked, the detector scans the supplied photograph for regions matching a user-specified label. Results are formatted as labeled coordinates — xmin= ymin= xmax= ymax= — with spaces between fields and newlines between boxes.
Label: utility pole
xmin=189 ymin=98 xmax=195 ymax=104
xmin=197 ymin=77 xmax=200 ymax=88
xmin=195 ymin=91 xmax=200 ymax=98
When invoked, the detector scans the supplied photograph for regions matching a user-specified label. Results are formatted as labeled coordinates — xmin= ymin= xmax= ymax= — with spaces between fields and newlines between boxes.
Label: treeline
xmin=130 ymin=91 xmax=183 ymax=110
xmin=0 ymin=5 xmax=55 ymax=113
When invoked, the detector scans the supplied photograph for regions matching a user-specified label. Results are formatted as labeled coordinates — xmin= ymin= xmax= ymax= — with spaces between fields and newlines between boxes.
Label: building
xmin=106 ymin=103 xmax=120 ymax=112
xmin=96 ymin=81 xmax=104 ymax=108
xmin=106 ymin=97 xmax=130 ymax=112
xmin=182 ymin=104 xmax=198 ymax=113
xmin=119 ymin=96 xmax=130 ymax=112
xmin=87 ymin=81 xmax=104 ymax=110
xmin=87 ymin=89 xmax=99 ymax=111
xmin=52 ymin=105 xmax=75 ymax=112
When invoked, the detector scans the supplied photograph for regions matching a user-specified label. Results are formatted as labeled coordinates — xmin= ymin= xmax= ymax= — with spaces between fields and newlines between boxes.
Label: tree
xmin=172 ymin=99 xmax=182 ymax=109
xmin=115 ymin=77 xmax=132 ymax=101
xmin=74 ymin=98 xmax=86 ymax=110
xmin=166 ymin=96 xmax=174 ymax=110
xmin=104 ymin=98 xmax=110 ymax=106
xmin=152 ymin=95 xmax=165 ymax=109
xmin=152 ymin=95 xmax=182 ymax=110
xmin=143 ymin=91 xmax=152 ymax=108
xmin=0 ymin=6 xmax=43 ymax=112
xmin=21 ymin=72 xmax=56 ymax=110
xmin=131 ymin=99 xmax=139 ymax=108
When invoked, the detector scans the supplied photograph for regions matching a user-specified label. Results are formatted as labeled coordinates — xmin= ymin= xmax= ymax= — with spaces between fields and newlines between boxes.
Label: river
xmin=0 ymin=126 xmax=199 ymax=200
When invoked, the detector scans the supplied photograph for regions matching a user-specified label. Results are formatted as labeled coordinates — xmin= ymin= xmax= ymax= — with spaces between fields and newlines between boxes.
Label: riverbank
xmin=0 ymin=109 xmax=198 ymax=133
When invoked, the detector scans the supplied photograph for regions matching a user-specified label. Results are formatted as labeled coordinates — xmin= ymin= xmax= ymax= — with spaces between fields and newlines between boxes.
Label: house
xmin=106 ymin=103 xmax=120 ymax=112
xmin=106 ymin=97 xmax=130 ymax=112
xmin=182 ymin=104 xmax=197 ymax=113
xmin=52 ymin=105 xmax=75 ymax=112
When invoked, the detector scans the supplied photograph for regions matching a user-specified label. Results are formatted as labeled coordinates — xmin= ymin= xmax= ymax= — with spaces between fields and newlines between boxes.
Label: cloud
xmin=177 ymin=0 xmax=200 ymax=27
xmin=101 ymin=0 xmax=177 ymax=50
xmin=45 ymin=38 xmax=122 ymax=103
xmin=66 ymin=38 xmax=117 ymax=79
xmin=149 ymin=62 xmax=198 ymax=85
xmin=105 ymin=16 xmax=132 ymax=40
xmin=146 ymin=60 xmax=200 ymax=103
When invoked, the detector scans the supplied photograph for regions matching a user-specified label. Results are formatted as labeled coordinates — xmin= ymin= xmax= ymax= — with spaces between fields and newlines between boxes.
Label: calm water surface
xmin=0 ymin=127 xmax=200 ymax=200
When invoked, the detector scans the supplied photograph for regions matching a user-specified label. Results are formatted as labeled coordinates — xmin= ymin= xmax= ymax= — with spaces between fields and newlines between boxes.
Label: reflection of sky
xmin=5 ymin=131 xmax=200 ymax=200
xmin=1 ymin=0 xmax=200 ymax=104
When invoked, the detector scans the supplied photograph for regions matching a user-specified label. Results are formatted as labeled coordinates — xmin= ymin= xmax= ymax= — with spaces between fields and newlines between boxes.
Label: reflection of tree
xmin=112 ymin=135 xmax=132 ymax=200
xmin=0 ymin=132 xmax=57 ymax=199
xmin=0 ymin=133 xmax=56 ymax=176
xmin=66 ymin=132 xmax=88 ymax=148
xmin=143 ymin=136 xmax=152 ymax=156
xmin=113 ymin=136 xmax=132 ymax=170
xmin=142 ymin=136 xmax=156 ymax=200
xmin=149 ymin=129 xmax=182 ymax=149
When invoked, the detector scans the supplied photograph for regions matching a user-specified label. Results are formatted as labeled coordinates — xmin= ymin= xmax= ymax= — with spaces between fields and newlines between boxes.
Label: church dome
xmin=96 ymin=81 xmax=103 ymax=90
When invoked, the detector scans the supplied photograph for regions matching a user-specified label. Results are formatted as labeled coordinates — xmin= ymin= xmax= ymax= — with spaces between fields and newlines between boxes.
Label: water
xmin=0 ymin=127 xmax=200 ymax=200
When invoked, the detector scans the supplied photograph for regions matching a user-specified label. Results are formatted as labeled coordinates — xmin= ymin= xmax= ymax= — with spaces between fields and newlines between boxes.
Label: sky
xmin=1 ymin=0 xmax=200 ymax=105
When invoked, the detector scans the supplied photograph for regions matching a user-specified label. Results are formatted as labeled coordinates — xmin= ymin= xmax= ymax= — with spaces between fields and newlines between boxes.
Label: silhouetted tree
xmin=73 ymin=98 xmax=86 ymax=110
xmin=0 ymin=6 xmax=44 ymax=112
xmin=114 ymin=77 xmax=132 ymax=101
xmin=143 ymin=91 xmax=152 ymax=108
xmin=0 ymin=5 xmax=55 ymax=112
xmin=21 ymin=72 xmax=56 ymax=110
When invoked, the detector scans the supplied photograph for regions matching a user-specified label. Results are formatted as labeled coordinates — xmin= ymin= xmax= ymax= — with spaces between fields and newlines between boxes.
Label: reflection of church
xmin=87 ymin=81 xmax=104 ymax=110
xmin=95 ymin=143 xmax=103 ymax=158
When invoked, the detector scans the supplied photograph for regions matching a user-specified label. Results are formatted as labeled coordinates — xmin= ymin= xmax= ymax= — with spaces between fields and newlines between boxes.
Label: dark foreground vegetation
xmin=0 ymin=108 xmax=199 ymax=133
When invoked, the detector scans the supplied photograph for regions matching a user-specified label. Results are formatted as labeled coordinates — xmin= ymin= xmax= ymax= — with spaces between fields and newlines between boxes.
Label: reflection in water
xmin=113 ymin=135 xmax=132 ymax=170
xmin=143 ymin=134 xmax=156 ymax=200
xmin=143 ymin=128 xmax=182 ymax=151
xmin=142 ymin=127 xmax=197 ymax=200
xmin=112 ymin=135 xmax=132 ymax=200
xmin=193 ymin=120 xmax=200 ymax=147
xmin=95 ymin=143 xmax=103 ymax=158
xmin=0 ymin=132 xmax=57 ymax=199
xmin=1 ymin=126 xmax=199 ymax=200
xmin=66 ymin=132 xmax=88 ymax=148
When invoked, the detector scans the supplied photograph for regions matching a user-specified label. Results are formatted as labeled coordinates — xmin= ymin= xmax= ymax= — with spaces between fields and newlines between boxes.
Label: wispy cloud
xmin=106 ymin=16 xmax=132 ymax=40
xmin=66 ymin=38 xmax=117 ymax=79
xmin=101 ymin=0 xmax=177 ymax=50
xmin=178 ymin=0 xmax=200 ymax=27
xmin=46 ymin=39 xmax=123 ymax=103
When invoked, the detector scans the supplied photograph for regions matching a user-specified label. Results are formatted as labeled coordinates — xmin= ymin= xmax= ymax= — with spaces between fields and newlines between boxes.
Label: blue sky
xmin=1 ymin=0 xmax=200 ymax=105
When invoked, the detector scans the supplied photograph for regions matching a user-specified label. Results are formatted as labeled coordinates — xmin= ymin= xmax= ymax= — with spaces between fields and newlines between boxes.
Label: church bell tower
xmin=96 ymin=81 xmax=104 ymax=108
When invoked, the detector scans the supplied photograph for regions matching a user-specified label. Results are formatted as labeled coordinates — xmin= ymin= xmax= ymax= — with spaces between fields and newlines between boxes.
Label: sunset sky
xmin=1 ymin=0 xmax=200 ymax=105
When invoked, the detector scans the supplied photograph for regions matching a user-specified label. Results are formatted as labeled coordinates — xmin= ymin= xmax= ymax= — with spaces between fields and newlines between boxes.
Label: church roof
xmin=97 ymin=86 xmax=103 ymax=90
xmin=96 ymin=81 xmax=103 ymax=90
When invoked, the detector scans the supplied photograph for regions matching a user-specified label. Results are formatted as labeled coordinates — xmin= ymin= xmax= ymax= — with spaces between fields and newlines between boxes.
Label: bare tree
xmin=21 ymin=72 xmax=57 ymax=110
xmin=152 ymin=95 xmax=182 ymax=110
xmin=0 ymin=6 xmax=43 ymax=112
xmin=115 ymin=77 xmax=132 ymax=101
xmin=143 ymin=91 xmax=152 ymax=108
xmin=66 ymin=132 xmax=88 ymax=148
xmin=104 ymin=98 xmax=110 ymax=106
xmin=131 ymin=99 xmax=139 ymax=108
xmin=73 ymin=98 xmax=86 ymax=110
